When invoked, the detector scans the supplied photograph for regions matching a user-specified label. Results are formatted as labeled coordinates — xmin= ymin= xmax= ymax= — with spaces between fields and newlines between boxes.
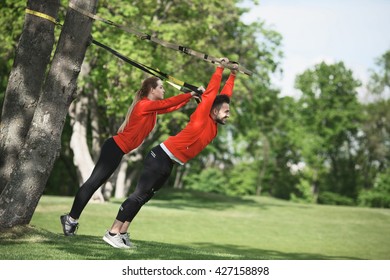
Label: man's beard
xmin=216 ymin=117 xmax=227 ymax=125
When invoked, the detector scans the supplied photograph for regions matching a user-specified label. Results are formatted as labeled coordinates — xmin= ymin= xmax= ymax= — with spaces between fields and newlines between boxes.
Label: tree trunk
xmin=89 ymin=89 xmax=104 ymax=202
xmin=114 ymin=157 xmax=129 ymax=198
xmin=69 ymin=95 xmax=95 ymax=186
xmin=68 ymin=60 xmax=104 ymax=202
xmin=256 ymin=136 xmax=269 ymax=196
xmin=114 ymin=149 xmax=144 ymax=198
xmin=173 ymin=165 xmax=188 ymax=189
xmin=0 ymin=0 xmax=98 ymax=228
xmin=0 ymin=0 xmax=59 ymax=193
xmin=312 ymin=169 xmax=319 ymax=203
xmin=90 ymin=89 xmax=101 ymax=160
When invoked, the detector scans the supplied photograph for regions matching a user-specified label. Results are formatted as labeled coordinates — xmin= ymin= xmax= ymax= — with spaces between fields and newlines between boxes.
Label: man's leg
xmin=113 ymin=145 xmax=174 ymax=232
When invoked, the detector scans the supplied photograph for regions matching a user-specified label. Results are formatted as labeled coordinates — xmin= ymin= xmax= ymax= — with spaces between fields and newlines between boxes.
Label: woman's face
xmin=149 ymin=80 xmax=165 ymax=100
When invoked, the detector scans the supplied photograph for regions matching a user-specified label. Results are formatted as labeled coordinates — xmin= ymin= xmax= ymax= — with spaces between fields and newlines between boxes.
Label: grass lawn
xmin=1 ymin=189 xmax=389 ymax=260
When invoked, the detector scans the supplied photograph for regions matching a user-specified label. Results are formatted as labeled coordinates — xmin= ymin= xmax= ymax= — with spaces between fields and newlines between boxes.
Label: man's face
xmin=215 ymin=103 xmax=230 ymax=125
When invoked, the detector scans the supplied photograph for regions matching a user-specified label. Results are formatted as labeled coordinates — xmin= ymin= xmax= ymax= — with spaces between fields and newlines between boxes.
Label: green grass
xmin=1 ymin=190 xmax=389 ymax=260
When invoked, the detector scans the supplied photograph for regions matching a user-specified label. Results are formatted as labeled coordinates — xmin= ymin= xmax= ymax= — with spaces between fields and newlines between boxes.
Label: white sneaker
xmin=103 ymin=231 xmax=130 ymax=249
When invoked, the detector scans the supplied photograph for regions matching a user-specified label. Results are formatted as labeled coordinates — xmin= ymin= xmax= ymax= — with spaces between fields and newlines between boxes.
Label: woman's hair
xmin=117 ymin=76 xmax=161 ymax=133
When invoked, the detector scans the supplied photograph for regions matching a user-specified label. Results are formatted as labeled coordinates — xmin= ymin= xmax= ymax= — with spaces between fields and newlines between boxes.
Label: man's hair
xmin=212 ymin=94 xmax=230 ymax=111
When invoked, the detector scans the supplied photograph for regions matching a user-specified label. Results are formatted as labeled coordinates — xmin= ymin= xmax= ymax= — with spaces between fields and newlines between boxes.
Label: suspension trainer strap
xmin=25 ymin=9 xmax=58 ymax=24
xmin=68 ymin=3 xmax=253 ymax=76
xmin=92 ymin=39 xmax=161 ymax=79
xmin=91 ymin=39 xmax=202 ymax=96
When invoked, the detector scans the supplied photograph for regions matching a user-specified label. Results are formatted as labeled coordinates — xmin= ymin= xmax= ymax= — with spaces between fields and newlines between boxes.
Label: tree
xmin=0 ymin=0 xmax=60 ymax=193
xmin=0 ymin=0 xmax=98 ymax=227
xmin=359 ymin=100 xmax=390 ymax=187
xmin=367 ymin=50 xmax=390 ymax=100
xmin=357 ymin=49 xmax=390 ymax=208
xmin=294 ymin=62 xmax=363 ymax=202
xmin=266 ymin=96 xmax=302 ymax=199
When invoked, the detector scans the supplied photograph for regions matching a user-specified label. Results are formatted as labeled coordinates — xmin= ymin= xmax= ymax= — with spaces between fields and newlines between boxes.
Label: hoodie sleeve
xmin=220 ymin=73 xmax=236 ymax=97
xmin=139 ymin=92 xmax=192 ymax=115
xmin=190 ymin=67 xmax=224 ymax=121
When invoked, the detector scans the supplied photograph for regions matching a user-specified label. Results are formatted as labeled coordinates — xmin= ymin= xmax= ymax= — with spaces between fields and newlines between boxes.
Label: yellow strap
xmin=25 ymin=9 xmax=57 ymax=24
xmin=165 ymin=81 xmax=181 ymax=91
xmin=167 ymin=75 xmax=185 ymax=87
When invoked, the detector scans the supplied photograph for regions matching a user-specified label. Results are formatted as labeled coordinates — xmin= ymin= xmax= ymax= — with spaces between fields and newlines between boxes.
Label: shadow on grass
xmin=110 ymin=189 xmax=313 ymax=212
xmin=190 ymin=242 xmax=362 ymax=260
xmin=0 ymin=225 xmax=360 ymax=260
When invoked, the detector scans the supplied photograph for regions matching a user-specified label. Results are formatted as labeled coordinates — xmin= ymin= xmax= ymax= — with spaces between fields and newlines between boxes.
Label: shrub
xmin=358 ymin=191 xmax=390 ymax=208
xmin=318 ymin=191 xmax=355 ymax=206
xmin=358 ymin=170 xmax=390 ymax=208
xmin=184 ymin=167 xmax=228 ymax=194
xmin=226 ymin=162 xmax=258 ymax=196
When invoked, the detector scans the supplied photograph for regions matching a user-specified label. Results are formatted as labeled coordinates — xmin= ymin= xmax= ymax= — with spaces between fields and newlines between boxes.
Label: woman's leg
xmin=69 ymin=138 xmax=124 ymax=219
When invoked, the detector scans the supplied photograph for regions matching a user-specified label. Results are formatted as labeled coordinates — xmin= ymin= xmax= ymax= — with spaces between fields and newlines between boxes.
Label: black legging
xmin=115 ymin=145 xmax=174 ymax=223
xmin=69 ymin=137 xmax=124 ymax=219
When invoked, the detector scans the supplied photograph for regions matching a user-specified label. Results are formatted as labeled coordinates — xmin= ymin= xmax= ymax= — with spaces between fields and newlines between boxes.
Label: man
xmin=103 ymin=58 xmax=238 ymax=248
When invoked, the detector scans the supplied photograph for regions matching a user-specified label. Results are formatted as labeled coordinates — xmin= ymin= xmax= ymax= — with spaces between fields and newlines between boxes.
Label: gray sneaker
xmin=60 ymin=214 xmax=79 ymax=236
xmin=121 ymin=232 xmax=135 ymax=248
xmin=103 ymin=231 xmax=130 ymax=249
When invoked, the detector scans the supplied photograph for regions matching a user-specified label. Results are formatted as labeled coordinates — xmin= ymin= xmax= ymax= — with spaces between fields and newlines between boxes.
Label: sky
xmin=240 ymin=0 xmax=390 ymax=101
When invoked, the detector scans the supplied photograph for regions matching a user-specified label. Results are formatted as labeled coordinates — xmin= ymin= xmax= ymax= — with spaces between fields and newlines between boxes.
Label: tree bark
xmin=69 ymin=95 xmax=95 ymax=186
xmin=0 ymin=0 xmax=59 ymax=193
xmin=256 ymin=136 xmax=270 ymax=196
xmin=0 ymin=0 xmax=98 ymax=228
xmin=114 ymin=157 xmax=129 ymax=198
xmin=114 ymin=150 xmax=144 ymax=198
xmin=90 ymin=89 xmax=101 ymax=160
xmin=68 ymin=59 xmax=104 ymax=202
xmin=69 ymin=95 xmax=104 ymax=202
xmin=89 ymin=89 xmax=105 ymax=202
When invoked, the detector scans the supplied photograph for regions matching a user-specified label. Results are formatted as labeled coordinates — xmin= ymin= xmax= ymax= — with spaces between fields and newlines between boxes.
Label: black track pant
xmin=69 ymin=137 xmax=124 ymax=219
xmin=115 ymin=145 xmax=174 ymax=223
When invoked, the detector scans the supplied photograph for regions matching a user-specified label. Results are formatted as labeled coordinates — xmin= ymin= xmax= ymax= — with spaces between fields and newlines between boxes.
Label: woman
xmin=60 ymin=76 xmax=201 ymax=236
